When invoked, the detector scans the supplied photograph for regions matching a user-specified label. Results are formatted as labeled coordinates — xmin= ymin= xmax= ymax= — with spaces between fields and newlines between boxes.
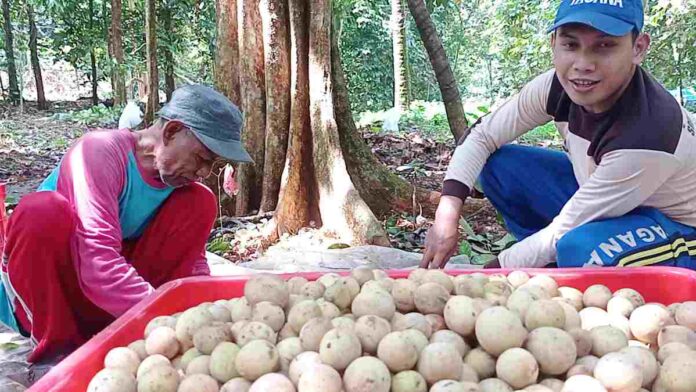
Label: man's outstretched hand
xmin=420 ymin=196 xmax=463 ymax=269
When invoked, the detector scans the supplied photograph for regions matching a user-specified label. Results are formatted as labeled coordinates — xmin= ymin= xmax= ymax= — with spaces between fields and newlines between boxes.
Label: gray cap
xmin=158 ymin=84 xmax=253 ymax=163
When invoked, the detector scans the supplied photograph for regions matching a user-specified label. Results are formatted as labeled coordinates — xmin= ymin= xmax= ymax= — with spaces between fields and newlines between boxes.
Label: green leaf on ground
xmin=328 ymin=243 xmax=350 ymax=249
xmin=206 ymin=237 xmax=231 ymax=253
xmin=0 ymin=342 xmax=20 ymax=351
xmin=459 ymin=217 xmax=476 ymax=237
xmin=471 ymin=254 xmax=497 ymax=265
xmin=459 ymin=240 xmax=472 ymax=257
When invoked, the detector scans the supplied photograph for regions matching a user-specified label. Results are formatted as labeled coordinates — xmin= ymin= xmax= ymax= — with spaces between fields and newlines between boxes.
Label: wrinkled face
xmin=154 ymin=121 xmax=224 ymax=187
xmin=552 ymin=24 xmax=650 ymax=113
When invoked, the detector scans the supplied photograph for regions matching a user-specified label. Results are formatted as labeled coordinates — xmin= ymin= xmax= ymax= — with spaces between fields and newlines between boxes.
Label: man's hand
xmin=420 ymin=196 xmax=463 ymax=269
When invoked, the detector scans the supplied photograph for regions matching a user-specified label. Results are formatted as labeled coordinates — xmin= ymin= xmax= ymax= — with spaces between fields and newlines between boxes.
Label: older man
xmin=0 ymin=85 xmax=251 ymax=362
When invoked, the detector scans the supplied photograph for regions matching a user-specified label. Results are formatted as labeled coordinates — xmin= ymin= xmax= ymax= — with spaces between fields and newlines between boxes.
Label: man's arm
xmin=443 ymin=70 xmax=556 ymax=199
xmin=422 ymin=71 xmax=556 ymax=268
xmin=57 ymin=133 xmax=154 ymax=316
xmin=498 ymin=150 xmax=681 ymax=268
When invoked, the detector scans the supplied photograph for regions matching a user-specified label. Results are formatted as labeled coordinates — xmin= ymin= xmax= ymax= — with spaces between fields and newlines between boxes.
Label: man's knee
xmin=8 ymin=192 xmax=74 ymax=237
xmin=479 ymin=144 xmax=524 ymax=189
xmin=556 ymin=225 xmax=601 ymax=267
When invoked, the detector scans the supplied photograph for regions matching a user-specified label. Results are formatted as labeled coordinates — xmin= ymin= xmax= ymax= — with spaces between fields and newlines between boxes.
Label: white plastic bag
xmin=118 ymin=100 xmax=143 ymax=130
xmin=382 ymin=107 xmax=401 ymax=133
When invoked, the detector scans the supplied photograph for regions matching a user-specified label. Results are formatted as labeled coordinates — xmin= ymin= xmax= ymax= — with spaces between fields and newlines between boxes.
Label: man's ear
xmin=633 ymin=32 xmax=651 ymax=65
xmin=162 ymin=120 xmax=186 ymax=146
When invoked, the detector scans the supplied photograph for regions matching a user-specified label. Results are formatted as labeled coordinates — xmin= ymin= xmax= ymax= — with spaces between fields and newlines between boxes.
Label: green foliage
xmin=643 ymin=0 xmax=696 ymax=100
xmin=458 ymin=217 xmax=516 ymax=264
xmin=518 ymin=121 xmax=562 ymax=146
xmin=207 ymin=236 xmax=232 ymax=254
xmin=51 ymin=104 xmax=121 ymax=126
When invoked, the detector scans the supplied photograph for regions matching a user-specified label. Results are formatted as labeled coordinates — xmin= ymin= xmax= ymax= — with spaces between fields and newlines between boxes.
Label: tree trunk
xmin=407 ymin=0 xmax=468 ymax=141
xmin=144 ymin=0 xmax=159 ymax=125
xmin=235 ymin=0 xmax=266 ymax=215
xmin=391 ymin=0 xmax=409 ymax=110
xmin=272 ymin=0 xmax=317 ymax=236
xmin=110 ymin=0 xmax=127 ymax=106
xmin=90 ymin=51 xmax=99 ymax=105
xmin=214 ymin=0 xmax=241 ymax=105
xmin=259 ymin=0 xmax=290 ymax=213
xmin=26 ymin=2 xmax=47 ymax=110
xmin=308 ymin=0 xmax=388 ymax=246
xmin=162 ymin=4 xmax=175 ymax=101
xmin=1 ymin=0 xmax=20 ymax=105
xmin=89 ymin=0 xmax=99 ymax=106
xmin=332 ymin=17 xmax=438 ymax=218
xmin=209 ymin=0 xmax=241 ymax=216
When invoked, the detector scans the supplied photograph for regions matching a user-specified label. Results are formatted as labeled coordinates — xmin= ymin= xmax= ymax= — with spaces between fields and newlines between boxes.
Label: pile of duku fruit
xmin=87 ymin=268 xmax=696 ymax=392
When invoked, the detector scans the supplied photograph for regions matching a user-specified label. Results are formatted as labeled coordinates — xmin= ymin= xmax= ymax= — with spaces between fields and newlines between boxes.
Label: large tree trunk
xmin=407 ymin=0 xmax=468 ymax=141
xmin=210 ymin=0 xmax=241 ymax=216
xmin=259 ymin=0 xmax=290 ymax=213
xmin=26 ymin=2 xmax=47 ymax=110
xmin=272 ymin=0 xmax=317 ymax=236
xmin=144 ymin=0 xmax=159 ymax=125
xmin=391 ymin=0 xmax=410 ymax=110
xmin=89 ymin=0 xmax=99 ymax=106
xmin=214 ymin=0 xmax=241 ymax=105
xmin=308 ymin=0 xmax=388 ymax=246
xmin=1 ymin=0 xmax=20 ymax=105
xmin=162 ymin=4 xmax=175 ymax=101
xmin=235 ymin=0 xmax=266 ymax=215
xmin=110 ymin=0 xmax=127 ymax=106
xmin=332 ymin=18 xmax=438 ymax=218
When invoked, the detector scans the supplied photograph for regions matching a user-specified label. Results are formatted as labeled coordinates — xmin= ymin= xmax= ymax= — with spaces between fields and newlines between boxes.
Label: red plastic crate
xmin=28 ymin=267 xmax=696 ymax=391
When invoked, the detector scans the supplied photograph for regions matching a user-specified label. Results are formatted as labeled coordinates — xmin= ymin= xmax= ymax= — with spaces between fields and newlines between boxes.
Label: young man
xmin=0 ymin=84 xmax=252 ymax=362
xmin=421 ymin=0 xmax=696 ymax=270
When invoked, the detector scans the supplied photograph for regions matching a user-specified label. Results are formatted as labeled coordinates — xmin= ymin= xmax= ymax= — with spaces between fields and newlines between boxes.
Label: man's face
xmin=552 ymin=24 xmax=650 ymax=113
xmin=154 ymin=121 xmax=223 ymax=187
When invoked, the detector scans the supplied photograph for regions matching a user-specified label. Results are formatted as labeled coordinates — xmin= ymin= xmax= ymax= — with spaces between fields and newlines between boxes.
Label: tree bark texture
xmin=308 ymin=0 xmax=388 ymax=246
xmin=162 ymin=4 xmax=175 ymax=101
xmin=26 ymin=2 xmax=47 ymax=110
xmin=407 ymin=0 xmax=468 ymax=141
xmin=209 ymin=0 xmax=242 ymax=216
xmin=214 ymin=0 xmax=241 ymax=106
xmin=259 ymin=0 xmax=290 ymax=213
xmin=272 ymin=0 xmax=317 ymax=236
xmin=391 ymin=0 xmax=409 ymax=110
xmin=90 ymin=51 xmax=99 ymax=105
xmin=1 ymin=0 xmax=20 ymax=105
xmin=110 ymin=0 xmax=127 ymax=106
xmin=144 ymin=0 xmax=159 ymax=125
xmin=89 ymin=0 xmax=98 ymax=105
xmin=235 ymin=0 xmax=266 ymax=215
xmin=331 ymin=18 xmax=438 ymax=218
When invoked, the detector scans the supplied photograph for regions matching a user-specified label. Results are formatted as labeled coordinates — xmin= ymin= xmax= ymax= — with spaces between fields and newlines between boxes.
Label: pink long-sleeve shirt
xmin=38 ymin=129 xmax=208 ymax=316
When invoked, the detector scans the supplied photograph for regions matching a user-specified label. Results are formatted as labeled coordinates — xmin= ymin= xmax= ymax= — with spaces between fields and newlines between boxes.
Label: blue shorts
xmin=478 ymin=144 xmax=696 ymax=270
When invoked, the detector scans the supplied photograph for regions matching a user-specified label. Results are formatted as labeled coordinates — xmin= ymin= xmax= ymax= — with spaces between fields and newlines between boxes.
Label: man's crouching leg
xmin=556 ymin=207 xmax=696 ymax=269
xmin=125 ymin=182 xmax=218 ymax=287
xmin=3 ymin=192 xmax=112 ymax=363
